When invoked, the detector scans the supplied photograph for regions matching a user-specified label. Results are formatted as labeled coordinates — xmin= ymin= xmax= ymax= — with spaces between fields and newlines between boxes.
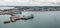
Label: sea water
xmin=0 ymin=11 xmax=60 ymax=28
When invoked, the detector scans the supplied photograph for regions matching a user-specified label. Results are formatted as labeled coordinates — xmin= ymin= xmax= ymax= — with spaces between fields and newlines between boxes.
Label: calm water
xmin=0 ymin=11 xmax=60 ymax=28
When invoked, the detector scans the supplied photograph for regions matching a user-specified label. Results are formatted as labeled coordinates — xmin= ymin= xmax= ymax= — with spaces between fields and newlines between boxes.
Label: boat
xmin=4 ymin=21 xmax=10 ymax=24
xmin=21 ymin=14 xmax=34 ymax=20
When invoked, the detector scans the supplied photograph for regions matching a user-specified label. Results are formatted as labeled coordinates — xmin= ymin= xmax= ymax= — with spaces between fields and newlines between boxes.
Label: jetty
xmin=0 ymin=9 xmax=34 ymax=24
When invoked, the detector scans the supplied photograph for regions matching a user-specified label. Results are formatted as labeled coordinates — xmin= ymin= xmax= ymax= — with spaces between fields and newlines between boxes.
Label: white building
xmin=0 ymin=7 xmax=15 ymax=10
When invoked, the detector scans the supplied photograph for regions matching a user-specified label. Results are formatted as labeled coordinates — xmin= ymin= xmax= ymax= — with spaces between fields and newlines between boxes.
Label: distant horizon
xmin=0 ymin=4 xmax=60 ymax=7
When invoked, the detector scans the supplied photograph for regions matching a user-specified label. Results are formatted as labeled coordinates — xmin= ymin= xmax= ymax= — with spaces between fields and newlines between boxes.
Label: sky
xmin=0 ymin=0 xmax=60 ymax=6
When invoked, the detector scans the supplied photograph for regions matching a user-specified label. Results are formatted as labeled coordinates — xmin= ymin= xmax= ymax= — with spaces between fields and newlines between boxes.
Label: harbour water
xmin=0 ymin=11 xmax=60 ymax=28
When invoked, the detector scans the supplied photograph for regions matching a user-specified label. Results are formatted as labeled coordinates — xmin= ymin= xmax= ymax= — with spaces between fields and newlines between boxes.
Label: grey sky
xmin=0 ymin=0 xmax=60 ymax=6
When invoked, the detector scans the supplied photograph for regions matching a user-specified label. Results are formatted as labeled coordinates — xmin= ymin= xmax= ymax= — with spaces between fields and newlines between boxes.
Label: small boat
xmin=4 ymin=21 xmax=10 ymax=24
xmin=21 ymin=14 xmax=34 ymax=20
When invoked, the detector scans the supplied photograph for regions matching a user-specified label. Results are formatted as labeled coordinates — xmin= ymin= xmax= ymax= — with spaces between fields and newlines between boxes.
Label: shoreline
xmin=22 ymin=11 xmax=60 ymax=12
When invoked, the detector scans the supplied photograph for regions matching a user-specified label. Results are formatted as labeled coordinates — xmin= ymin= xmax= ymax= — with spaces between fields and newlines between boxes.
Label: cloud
xmin=0 ymin=0 xmax=59 ymax=6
